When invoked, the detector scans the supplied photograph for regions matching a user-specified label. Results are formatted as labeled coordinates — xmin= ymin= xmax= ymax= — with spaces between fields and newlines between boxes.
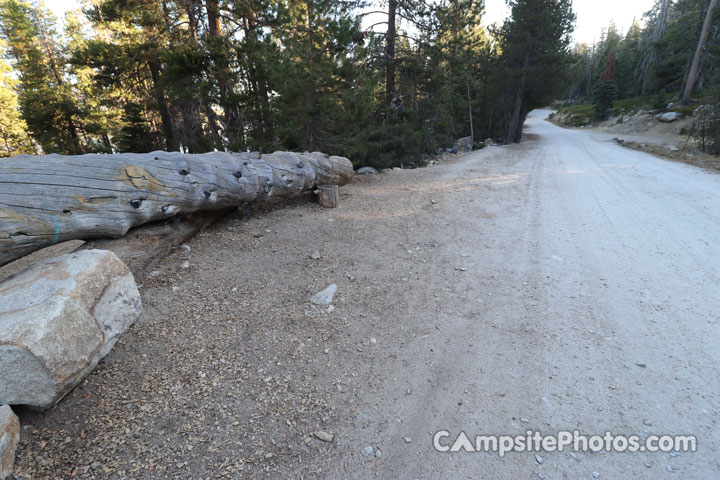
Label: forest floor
xmin=11 ymin=110 xmax=720 ymax=479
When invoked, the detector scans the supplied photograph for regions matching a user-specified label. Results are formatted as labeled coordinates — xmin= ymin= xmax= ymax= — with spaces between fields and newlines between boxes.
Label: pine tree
xmin=593 ymin=48 xmax=618 ymax=120
xmin=81 ymin=0 xmax=180 ymax=151
xmin=0 ymin=0 xmax=86 ymax=154
xmin=272 ymin=0 xmax=365 ymax=153
xmin=682 ymin=0 xmax=719 ymax=104
xmin=615 ymin=22 xmax=642 ymax=99
xmin=116 ymin=102 xmax=161 ymax=153
xmin=500 ymin=0 xmax=575 ymax=143
xmin=433 ymin=0 xmax=487 ymax=139
xmin=0 ymin=39 xmax=33 ymax=156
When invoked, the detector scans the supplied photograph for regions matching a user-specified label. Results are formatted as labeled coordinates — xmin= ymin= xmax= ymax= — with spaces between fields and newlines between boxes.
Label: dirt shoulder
xmin=548 ymin=110 xmax=720 ymax=174
xmin=12 ymin=152 xmax=492 ymax=479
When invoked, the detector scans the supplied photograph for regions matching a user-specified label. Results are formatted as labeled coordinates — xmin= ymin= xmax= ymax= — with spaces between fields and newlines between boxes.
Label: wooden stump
xmin=315 ymin=185 xmax=339 ymax=208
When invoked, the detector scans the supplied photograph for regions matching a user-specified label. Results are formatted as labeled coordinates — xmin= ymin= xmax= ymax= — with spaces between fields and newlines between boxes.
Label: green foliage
xmin=651 ymin=92 xmax=667 ymax=109
xmin=593 ymin=81 xmax=618 ymax=120
xmin=691 ymin=80 xmax=720 ymax=154
xmin=675 ymin=103 xmax=699 ymax=116
xmin=0 ymin=40 xmax=33 ymax=156
xmin=612 ymin=96 xmax=647 ymax=115
xmin=0 ymin=0 xmax=86 ymax=154
xmin=692 ymin=103 xmax=720 ymax=154
xmin=116 ymin=103 xmax=161 ymax=153
xmin=0 ymin=0 xmax=579 ymax=162
xmin=554 ymin=103 xmax=594 ymax=126
xmin=351 ymin=116 xmax=428 ymax=169
xmin=564 ymin=0 xmax=720 ymax=109
xmin=498 ymin=0 xmax=576 ymax=141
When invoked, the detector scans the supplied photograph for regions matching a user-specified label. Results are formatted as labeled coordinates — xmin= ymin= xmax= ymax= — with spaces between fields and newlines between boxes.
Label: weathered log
xmin=0 ymin=151 xmax=353 ymax=267
xmin=315 ymin=184 xmax=339 ymax=208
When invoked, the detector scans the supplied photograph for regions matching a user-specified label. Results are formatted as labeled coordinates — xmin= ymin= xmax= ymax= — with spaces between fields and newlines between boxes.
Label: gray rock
xmin=404 ymin=437 xmax=412 ymax=443
xmin=456 ymin=136 xmax=473 ymax=152
xmin=592 ymin=472 xmax=600 ymax=479
xmin=0 ymin=406 xmax=20 ymax=480
xmin=535 ymin=454 xmax=543 ymax=464
xmin=310 ymin=284 xmax=337 ymax=305
xmin=310 ymin=251 xmax=322 ymax=260
xmin=356 ymin=166 xmax=378 ymax=175
xmin=361 ymin=445 xmax=374 ymax=457
xmin=313 ymin=431 xmax=334 ymax=442
xmin=659 ymin=112 xmax=681 ymax=122
xmin=0 ymin=250 xmax=142 ymax=408
xmin=666 ymin=145 xmax=679 ymax=151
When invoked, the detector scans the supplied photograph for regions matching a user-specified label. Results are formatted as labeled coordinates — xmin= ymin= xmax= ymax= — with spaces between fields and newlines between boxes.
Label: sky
xmin=482 ymin=0 xmax=655 ymax=44
xmin=48 ymin=0 xmax=656 ymax=46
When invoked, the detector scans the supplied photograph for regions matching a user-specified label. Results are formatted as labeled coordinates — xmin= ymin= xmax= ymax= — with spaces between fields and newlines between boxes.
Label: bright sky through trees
xmin=48 ymin=0 xmax=654 ymax=45
xmin=482 ymin=0 xmax=654 ymax=44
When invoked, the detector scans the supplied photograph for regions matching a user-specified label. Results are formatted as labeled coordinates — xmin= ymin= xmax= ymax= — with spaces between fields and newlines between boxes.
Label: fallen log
xmin=0 ymin=151 xmax=353 ymax=267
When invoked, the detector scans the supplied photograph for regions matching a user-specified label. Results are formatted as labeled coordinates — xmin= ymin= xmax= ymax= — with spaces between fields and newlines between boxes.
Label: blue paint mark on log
xmin=50 ymin=214 xmax=60 ymax=244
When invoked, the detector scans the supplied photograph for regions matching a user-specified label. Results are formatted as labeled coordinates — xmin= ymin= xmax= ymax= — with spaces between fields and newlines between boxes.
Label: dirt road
xmin=14 ymin=111 xmax=720 ymax=479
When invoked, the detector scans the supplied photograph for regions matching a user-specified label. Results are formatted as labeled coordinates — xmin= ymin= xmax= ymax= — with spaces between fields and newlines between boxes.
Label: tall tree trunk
xmin=466 ymin=82 xmax=474 ymax=143
xmin=148 ymin=59 xmax=179 ymax=151
xmin=449 ymin=1 xmax=459 ymax=135
xmin=243 ymin=14 xmax=274 ymax=146
xmin=306 ymin=0 xmax=317 ymax=150
xmin=184 ymin=0 xmax=199 ymax=43
xmin=507 ymin=51 xmax=530 ymax=144
xmin=206 ymin=0 xmax=242 ymax=147
xmin=682 ymin=0 xmax=718 ymax=105
xmin=385 ymin=0 xmax=397 ymax=107
xmin=204 ymin=102 xmax=224 ymax=148
xmin=639 ymin=0 xmax=670 ymax=96
xmin=183 ymin=0 xmax=215 ymax=152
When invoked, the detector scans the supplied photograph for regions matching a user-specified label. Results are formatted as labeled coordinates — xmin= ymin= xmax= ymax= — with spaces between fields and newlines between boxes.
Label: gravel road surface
xmin=13 ymin=110 xmax=720 ymax=479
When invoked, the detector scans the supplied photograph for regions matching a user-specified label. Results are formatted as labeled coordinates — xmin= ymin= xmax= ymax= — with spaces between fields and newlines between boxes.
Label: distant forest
xmin=564 ymin=0 xmax=718 ymax=124
xmin=0 ymin=0 xmax=575 ymax=167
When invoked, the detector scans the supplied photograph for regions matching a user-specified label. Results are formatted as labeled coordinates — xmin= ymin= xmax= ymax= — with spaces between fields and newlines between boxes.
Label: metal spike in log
xmin=0 ymin=151 xmax=353 ymax=267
